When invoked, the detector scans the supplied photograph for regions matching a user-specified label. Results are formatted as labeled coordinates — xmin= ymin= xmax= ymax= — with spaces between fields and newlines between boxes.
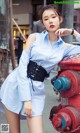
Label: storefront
xmin=0 ymin=0 xmax=10 ymax=86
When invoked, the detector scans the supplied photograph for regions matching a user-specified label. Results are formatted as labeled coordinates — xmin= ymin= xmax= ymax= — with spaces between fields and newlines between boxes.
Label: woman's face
xmin=42 ymin=9 xmax=62 ymax=32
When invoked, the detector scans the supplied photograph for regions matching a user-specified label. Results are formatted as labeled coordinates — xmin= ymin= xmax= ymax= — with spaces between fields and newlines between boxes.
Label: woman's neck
xmin=48 ymin=32 xmax=58 ymax=44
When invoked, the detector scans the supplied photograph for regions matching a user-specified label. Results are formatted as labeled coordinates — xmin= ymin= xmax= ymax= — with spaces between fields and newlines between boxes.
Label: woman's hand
xmin=55 ymin=28 xmax=72 ymax=37
xmin=24 ymin=101 xmax=32 ymax=117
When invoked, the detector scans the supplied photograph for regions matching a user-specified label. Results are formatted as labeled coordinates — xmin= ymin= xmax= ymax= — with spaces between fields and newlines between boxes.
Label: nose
xmin=49 ymin=18 xmax=53 ymax=24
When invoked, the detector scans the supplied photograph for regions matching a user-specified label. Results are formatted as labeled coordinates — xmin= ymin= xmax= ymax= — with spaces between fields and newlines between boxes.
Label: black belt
xmin=27 ymin=60 xmax=49 ymax=82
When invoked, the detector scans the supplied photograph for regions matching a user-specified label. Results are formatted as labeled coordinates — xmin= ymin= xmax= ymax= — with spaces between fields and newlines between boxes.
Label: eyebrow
xmin=43 ymin=14 xmax=56 ymax=18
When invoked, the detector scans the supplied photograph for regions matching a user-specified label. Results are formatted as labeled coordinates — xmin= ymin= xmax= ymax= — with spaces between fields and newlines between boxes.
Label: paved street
xmin=0 ymin=73 xmax=60 ymax=133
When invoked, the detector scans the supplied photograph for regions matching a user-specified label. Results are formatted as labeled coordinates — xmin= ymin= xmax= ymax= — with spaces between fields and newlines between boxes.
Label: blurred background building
xmin=0 ymin=0 xmax=10 ymax=86
xmin=12 ymin=0 xmax=53 ymax=37
xmin=12 ymin=0 xmax=80 ymax=36
xmin=74 ymin=1 xmax=80 ymax=32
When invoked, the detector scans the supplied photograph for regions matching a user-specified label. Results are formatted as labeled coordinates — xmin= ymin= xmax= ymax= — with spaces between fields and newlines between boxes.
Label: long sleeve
xmin=17 ymin=50 xmax=31 ymax=102
xmin=64 ymin=44 xmax=80 ymax=57
xmin=76 ymin=36 xmax=80 ymax=42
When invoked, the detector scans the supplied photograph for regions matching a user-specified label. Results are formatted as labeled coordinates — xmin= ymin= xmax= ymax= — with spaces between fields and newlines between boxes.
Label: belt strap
xmin=27 ymin=60 xmax=49 ymax=82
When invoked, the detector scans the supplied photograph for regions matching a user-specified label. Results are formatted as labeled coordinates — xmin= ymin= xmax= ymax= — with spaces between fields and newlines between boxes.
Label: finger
xmin=57 ymin=30 xmax=61 ymax=36
xmin=58 ymin=30 xmax=63 ymax=36
xmin=60 ymin=30 xmax=64 ymax=36
xmin=24 ymin=109 xmax=29 ymax=115
xmin=55 ymin=30 xmax=59 ymax=35
xmin=28 ymin=109 xmax=32 ymax=116
xmin=24 ymin=109 xmax=32 ymax=116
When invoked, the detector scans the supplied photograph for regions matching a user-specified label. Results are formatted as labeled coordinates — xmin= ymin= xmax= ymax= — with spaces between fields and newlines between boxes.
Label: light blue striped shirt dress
xmin=0 ymin=31 xmax=80 ymax=117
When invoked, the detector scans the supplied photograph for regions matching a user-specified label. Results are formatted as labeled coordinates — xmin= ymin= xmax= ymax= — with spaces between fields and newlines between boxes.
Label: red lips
xmin=50 ymin=25 xmax=54 ymax=28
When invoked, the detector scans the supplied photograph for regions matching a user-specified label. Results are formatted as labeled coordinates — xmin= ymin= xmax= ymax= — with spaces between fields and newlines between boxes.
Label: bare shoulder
xmin=28 ymin=33 xmax=36 ymax=41
xmin=25 ymin=33 xmax=36 ymax=51
xmin=28 ymin=33 xmax=36 ymax=39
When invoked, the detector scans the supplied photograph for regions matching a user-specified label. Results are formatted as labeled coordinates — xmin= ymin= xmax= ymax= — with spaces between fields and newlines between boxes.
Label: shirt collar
xmin=42 ymin=30 xmax=48 ymax=39
xmin=43 ymin=31 xmax=64 ymax=45
xmin=57 ymin=37 xmax=64 ymax=45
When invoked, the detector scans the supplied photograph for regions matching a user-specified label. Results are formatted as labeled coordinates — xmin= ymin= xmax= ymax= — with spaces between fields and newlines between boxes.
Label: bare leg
xmin=27 ymin=116 xmax=44 ymax=133
xmin=3 ymin=105 xmax=20 ymax=133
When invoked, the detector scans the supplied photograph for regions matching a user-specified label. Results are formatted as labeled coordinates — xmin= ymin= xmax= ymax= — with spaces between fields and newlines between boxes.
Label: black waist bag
xmin=27 ymin=60 xmax=49 ymax=82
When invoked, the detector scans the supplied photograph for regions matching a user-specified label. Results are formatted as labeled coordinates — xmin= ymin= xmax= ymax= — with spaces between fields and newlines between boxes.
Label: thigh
xmin=3 ymin=105 xmax=20 ymax=133
xmin=27 ymin=116 xmax=44 ymax=133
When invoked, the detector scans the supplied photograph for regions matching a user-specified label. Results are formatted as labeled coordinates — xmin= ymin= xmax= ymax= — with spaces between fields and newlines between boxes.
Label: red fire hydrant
xmin=50 ymin=54 xmax=80 ymax=133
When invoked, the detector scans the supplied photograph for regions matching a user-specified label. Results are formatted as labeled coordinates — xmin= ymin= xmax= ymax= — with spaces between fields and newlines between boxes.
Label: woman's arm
xmin=55 ymin=28 xmax=80 ymax=42
xmin=17 ymin=34 xmax=36 ymax=116
xmin=17 ymin=34 xmax=36 ymax=102
xmin=64 ymin=43 xmax=80 ymax=57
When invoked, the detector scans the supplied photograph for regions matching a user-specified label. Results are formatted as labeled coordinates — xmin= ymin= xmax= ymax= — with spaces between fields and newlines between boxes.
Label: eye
xmin=44 ymin=18 xmax=48 ymax=21
xmin=52 ymin=16 xmax=56 ymax=18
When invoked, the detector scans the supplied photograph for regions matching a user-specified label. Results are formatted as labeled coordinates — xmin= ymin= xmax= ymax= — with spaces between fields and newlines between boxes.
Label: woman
xmin=0 ymin=5 xmax=80 ymax=133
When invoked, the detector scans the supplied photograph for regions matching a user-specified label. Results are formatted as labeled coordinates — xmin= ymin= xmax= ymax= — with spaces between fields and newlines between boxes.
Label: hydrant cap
xmin=54 ymin=79 xmax=62 ymax=90
xmin=54 ymin=76 xmax=70 ymax=91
